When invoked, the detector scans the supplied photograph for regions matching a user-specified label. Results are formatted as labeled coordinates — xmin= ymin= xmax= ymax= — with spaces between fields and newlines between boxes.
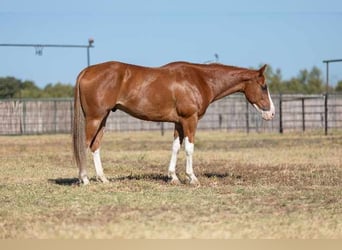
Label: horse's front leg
xmin=184 ymin=137 xmax=199 ymax=185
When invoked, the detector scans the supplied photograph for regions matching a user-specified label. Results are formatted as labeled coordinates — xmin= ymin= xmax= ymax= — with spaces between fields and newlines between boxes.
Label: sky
xmin=1 ymin=0 xmax=342 ymax=88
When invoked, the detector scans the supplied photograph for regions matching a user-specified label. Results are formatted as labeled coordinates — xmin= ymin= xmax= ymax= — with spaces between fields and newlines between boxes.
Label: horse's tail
xmin=72 ymin=71 xmax=87 ymax=179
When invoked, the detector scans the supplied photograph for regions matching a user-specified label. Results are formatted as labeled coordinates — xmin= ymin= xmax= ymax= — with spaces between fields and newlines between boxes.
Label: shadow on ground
xmin=48 ymin=171 xmax=237 ymax=186
xmin=48 ymin=173 xmax=170 ymax=186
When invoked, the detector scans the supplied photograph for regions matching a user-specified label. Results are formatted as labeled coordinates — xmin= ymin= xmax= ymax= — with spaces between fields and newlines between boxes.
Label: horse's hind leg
xmin=91 ymin=126 xmax=109 ymax=183
xmin=180 ymin=115 xmax=200 ymax=186
xmin=168 ymin=123 xmax=183 ymax=184
xmin=85 ymin=114 xmax=109 ymax=183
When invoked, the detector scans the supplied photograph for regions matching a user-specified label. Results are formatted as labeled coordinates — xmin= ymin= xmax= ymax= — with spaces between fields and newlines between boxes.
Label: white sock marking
xmin=92 ymin=149 xmax=104 ymax=176
xmin=168 ymin=137 xmax=180 ymax=181
xmin=184 ymin=137 xmax=198 ymax=184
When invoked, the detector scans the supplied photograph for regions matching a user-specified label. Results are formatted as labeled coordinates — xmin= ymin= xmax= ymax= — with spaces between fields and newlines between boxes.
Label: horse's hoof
xmin=100 ymin=177 xmax=110 ymax=184
xmin=81 ymin=177 xmax=90 ymax=185
xmin=189 ymin=178 xmax=200 ymax=187
xmin=186 ymin=174 xmax=200 ymax=186
xmin=168 ymin=171 xmax=181 ymax=185
xmin=170 ymin=178 xmax=181 ymax=185
xmin=97 ymin=176 xmax=109 ymax=183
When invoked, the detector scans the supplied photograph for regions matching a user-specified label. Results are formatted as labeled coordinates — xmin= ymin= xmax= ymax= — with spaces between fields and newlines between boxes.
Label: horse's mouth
xmin=253 ymin=104 xmax=275 ymax=121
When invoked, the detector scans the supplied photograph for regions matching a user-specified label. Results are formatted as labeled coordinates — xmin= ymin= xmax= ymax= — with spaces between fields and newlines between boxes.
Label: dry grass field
xmin=0 ymin=130 xmax=341 ymax=238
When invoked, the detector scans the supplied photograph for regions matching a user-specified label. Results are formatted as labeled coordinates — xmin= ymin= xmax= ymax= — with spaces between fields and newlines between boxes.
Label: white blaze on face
xmin=253 ymin=88 xmax=275 ymax=121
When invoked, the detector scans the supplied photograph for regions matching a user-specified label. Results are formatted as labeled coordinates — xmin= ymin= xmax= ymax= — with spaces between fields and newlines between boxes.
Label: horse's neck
xmin=205 ymin=67 xmax=252 ymax=102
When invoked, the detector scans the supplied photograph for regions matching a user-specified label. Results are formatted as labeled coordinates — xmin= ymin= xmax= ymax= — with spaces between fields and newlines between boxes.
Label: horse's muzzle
xmin=253 ymin=104 xmax=275 ymax=121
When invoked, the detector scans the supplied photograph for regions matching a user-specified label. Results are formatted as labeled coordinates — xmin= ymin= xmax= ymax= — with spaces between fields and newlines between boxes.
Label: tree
xmin=16 ymin=80 xmax=43 ymax=98
xmin=0 ymin=77 xmax=21 ymax=98
xmin=335 ymin=80 xmax=342 ymax=92
xmin=265 ymin=65 xmax=284 ymax=93
xmin=0 ymin=76 xmax=74 ymax=99
xmin=284 ymin=73 xmax=306 ymax=93
xmin=275 ymin=67 xmax=325 ymax=94
xmin=306 ymin=66 xmax=324 ymax=94
xmin=43 ymin=82 xmax=74 ymax=98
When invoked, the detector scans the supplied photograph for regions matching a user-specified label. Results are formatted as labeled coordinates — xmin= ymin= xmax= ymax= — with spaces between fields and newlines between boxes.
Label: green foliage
xmin=267 ymin=66 xmax=326 ymax=94
xmin=17 ymin=80 xmax=43 ymax=98
xmin=264 ymin=65 xmax=284 ymax=93
xmin=0 ymin=77 xmax=21 ymax=98
xmin=43 ymin=83 xmax=74 ymax=98
xmin=0 ymin=77 xmax=74 ymax=99
xmin=306 ymin=66 xmax=325 ymax=93
xmin=335 ymin=80 xmax=342 ymax=92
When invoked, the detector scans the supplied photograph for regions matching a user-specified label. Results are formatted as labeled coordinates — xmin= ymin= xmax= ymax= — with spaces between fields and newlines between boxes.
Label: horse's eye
xmin=261 ymin=85 xmax=268 ymax=91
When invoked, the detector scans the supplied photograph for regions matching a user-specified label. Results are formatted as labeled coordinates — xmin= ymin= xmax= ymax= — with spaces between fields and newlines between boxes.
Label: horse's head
xmin=244 ymin=65 xmax=275 ymax=120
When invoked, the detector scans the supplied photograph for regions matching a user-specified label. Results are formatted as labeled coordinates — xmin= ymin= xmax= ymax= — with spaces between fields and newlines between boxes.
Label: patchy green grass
xmin=0 ymin=131 xmax=341 ymax=238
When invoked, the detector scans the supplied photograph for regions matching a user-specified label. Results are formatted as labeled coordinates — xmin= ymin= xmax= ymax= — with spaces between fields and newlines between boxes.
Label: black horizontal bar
xmin=322 ymin=59 xmax=342 ymax=63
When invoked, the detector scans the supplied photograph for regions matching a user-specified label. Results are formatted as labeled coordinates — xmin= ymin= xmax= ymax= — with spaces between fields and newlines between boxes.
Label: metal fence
xmin=1 ymin=93 xmax=342 ymax=135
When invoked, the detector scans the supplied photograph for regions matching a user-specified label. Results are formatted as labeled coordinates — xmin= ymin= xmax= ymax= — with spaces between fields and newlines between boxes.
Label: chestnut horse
xmin=73 ymin=61 xmax=275 ymax=185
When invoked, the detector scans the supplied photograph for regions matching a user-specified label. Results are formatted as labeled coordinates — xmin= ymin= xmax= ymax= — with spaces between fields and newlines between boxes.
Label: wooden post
xmin=246 ymin=100 xmax=249 ymax=134
xmin=325 ymin=93 xmax=328 ymax=136
xmin=301 ymin=98 xmax=305 ymax=132
xmin=160 ymin=122 xmax=164 ymax=136
xmin=279 ymin=94 xmax=283 ymax=134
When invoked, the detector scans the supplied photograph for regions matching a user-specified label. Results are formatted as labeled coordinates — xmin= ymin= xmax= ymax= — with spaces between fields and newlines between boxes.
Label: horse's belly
xmin=116 ymin=102 xmax=178 ymax=123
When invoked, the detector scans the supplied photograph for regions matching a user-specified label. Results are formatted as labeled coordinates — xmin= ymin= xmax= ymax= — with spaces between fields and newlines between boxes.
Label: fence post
xmin=324 ymin=93 xmax=328 ymax=135
xmin=279 ymin=94 xmax=283 ymax=134
xmin=301 ymin=98 xmax=305 ymax=132
xmin=22 ymin=100 xmax=26 ymax=135
xmin=19 ymin=100 xmax=23 ymax=134
xmin=54 ymin=100 xmax=57 ymax=133
xmin=218 ymin=114 xmax=223 ymax=130
xmin=160 ymin=122 xmax=164 ymax=136
xmin=246 ymin=99 xmax=249 ymax=133
xmin=70 ymin=100 xmax=73 ymax=133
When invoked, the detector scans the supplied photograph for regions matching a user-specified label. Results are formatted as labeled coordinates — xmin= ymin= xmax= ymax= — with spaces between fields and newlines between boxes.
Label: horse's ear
xmin=259 ymin=64 xmax=267 ymax=76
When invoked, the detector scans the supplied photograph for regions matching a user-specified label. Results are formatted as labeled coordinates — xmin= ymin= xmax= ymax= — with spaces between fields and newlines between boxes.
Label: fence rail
xmin=1 ymin=94 xmax=342 ymax=135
